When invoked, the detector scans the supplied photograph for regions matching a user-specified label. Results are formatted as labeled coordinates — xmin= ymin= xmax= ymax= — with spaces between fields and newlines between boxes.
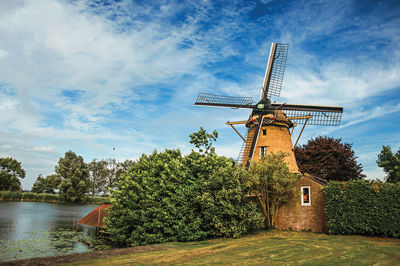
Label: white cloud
xmin=32 ymin=146 xmax=55 ymax=152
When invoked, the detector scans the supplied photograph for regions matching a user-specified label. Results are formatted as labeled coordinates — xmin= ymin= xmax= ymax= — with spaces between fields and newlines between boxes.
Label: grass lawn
xmin=67 ymin=230 xmax=400 ymax=265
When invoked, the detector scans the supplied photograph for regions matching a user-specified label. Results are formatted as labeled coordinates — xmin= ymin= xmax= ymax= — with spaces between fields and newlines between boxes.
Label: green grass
xmin=0 ymin=191 xmax=111 ymax=204
xmin=68 ymin=230 xmax=400 ymax=265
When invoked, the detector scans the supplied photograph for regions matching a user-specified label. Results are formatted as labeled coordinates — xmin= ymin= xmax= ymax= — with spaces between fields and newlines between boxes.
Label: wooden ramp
xmin=78 ymin=204 xmax=112 ymax=228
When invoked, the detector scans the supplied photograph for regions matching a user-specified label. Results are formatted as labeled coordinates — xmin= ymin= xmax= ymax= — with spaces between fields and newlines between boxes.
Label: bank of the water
xmin=0 ymin=201 xmax=112 ymax=262
xmin=0 ymin=191 xmax=111 ymax=204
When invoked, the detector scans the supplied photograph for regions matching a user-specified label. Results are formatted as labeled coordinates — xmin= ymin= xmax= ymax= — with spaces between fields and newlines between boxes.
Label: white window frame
xmin=301 ymin=186 xmax=311 ymax=206
xmin=260 ymin=146 xmax=267 ymax=157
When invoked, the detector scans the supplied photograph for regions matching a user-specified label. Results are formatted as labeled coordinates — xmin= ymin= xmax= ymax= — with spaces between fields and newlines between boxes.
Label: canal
xmin=0 ymin=201 xmax=112 ymax=262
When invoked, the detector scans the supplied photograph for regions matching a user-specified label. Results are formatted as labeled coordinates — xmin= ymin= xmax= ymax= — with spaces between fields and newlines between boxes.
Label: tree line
xmin=0 ymin=153 xmax=134 ymax=202
xmin=1 ymin=133 xmax=399 ymax=204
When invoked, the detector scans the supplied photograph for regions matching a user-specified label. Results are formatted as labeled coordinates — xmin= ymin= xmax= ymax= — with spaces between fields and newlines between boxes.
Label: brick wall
xmin=275 ymin=175 xmax=327 ymax=232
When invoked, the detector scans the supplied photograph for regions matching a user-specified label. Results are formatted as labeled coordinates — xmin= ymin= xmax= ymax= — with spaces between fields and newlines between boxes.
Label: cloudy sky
xmin=0 ymin=0 xmax=399 ymax=189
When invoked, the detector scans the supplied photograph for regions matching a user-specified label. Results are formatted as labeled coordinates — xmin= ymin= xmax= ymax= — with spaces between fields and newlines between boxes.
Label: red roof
xmin=78 ymin=204 xmax=112 ymax=228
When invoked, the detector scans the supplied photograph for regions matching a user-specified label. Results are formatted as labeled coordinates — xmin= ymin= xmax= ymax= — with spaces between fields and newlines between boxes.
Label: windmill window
xmin=262 ymin=129 xmax=267 ymax=136
xmin=260 ymin=146 xmax=267 ymax=157
xmin=301 ymin=186 xmax=311 ymax=206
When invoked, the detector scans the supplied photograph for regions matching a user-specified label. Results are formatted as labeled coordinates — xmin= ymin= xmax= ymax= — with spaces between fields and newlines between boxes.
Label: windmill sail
xmin=271 ymin=103 xmax=343 ymax=126
xmin=237 ymin=125 xmax=260 ymax=165
xmin=261 ymin=43 xmax=289 ymax=100
xmin=195 ymin=92 xmax=255 ymax=108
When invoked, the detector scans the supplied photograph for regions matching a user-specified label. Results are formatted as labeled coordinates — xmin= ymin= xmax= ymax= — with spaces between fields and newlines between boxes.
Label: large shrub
xmin=106 ymin=149 xmax=262 ymax=247
xmin=324 ymin=180 xmax=400 ymax=238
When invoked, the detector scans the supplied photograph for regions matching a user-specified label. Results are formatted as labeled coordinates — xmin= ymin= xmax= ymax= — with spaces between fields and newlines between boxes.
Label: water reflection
xmin=0 ymin=202 xmax=112 ymax=262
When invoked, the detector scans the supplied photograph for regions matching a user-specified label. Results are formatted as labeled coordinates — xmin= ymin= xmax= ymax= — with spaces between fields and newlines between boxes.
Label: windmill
xmin=194 ymin=43 xmax=343 ymax=173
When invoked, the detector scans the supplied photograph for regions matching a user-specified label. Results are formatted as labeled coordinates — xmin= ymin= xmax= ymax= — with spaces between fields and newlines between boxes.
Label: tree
xmin=56 ymin=151 xmax=90 ymax=202
xmin=0 ymin=157 xmax=25 ymax=191
xmin=377 ymin=145 xmax=400 ymax=183
xmin=88 ymin=159 xmax=108 ymax=196
xmin=32 ymin=174 xmax=61 ymax=194
xmin=31 ymin=174 xmax=45 ymax=193
xmin=46 ymin=174 xmax=62 ymax=192
xmin=189 ymin=127 xmax=218 ymax=154
xmin=105 ymin=158 xmax=117 ymax=195
xmin=106 ymin=129 xmax=262 ymax=247
xmin=246 ymin=152 xmax=298 ymax=228
xmin=116 ymin=159 xmax=135 ymax=179
xmin=294 ymin=136 xmax=365 ymax=181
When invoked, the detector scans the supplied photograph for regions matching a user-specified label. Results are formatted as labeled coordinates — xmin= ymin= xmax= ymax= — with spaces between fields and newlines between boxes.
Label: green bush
xmin=324 ymin=180 xmax=400 ymax=238
xmin=106 ymin=149 xmax=262 ymax=247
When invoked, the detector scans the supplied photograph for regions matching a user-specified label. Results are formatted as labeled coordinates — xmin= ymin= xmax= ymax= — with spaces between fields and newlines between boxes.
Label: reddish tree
xmin=294 ymin=136 xmax=365 ymax=181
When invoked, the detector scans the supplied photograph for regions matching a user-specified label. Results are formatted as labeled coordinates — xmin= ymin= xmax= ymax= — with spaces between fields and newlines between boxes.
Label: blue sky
xmin=0 ymin=0 xmax=399 ymax=189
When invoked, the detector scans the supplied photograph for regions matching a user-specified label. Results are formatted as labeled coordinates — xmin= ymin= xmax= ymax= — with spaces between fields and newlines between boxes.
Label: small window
xmin=260 ymin=146 xmax=267 ymax=157
xmin=262 ymin=129 xmax=267 ymax=136
xmin=301 ymin=186 xmax=311 ymax=206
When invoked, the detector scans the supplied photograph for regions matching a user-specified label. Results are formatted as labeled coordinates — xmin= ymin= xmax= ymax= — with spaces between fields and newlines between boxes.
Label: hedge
xmin=324 ymin=180 xmax=400 ymax=238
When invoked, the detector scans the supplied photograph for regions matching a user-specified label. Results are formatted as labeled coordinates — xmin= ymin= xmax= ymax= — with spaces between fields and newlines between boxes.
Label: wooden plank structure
xmin=78 ymin=204 xmax=112 ymax=229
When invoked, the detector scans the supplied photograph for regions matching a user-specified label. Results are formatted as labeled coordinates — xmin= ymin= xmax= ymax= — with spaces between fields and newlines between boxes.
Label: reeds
xmin=0 ymin=191 xmax=111 ymax=204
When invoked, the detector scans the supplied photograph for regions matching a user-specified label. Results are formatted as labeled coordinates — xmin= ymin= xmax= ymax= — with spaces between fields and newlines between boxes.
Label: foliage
xmin=246 ymin=152 xmax=298 ymax=228
xmin=56 ymin=151 xmax=90 ymax=203
xmin=103 ymin=158 xmax=135 ymax=195
xmin=107 ymin=148 xmax=262 ymax=247
xmin=0 ymin=157 xmax=25 ymax=191
xmin=0 ymin=190 xmax=59 ymax=202
xmin=294 ymin=136 xmax=365 ymax=181
xmin=184 ymin=151 xmax=262 ymax=239
xmin=324 ymin=180 xmax=400 ymax=238
xmin=377 ymin=145 xmax=400 ymax=183
xmin=0 ymin=190 xmax=110 ymax=203
xmin=31 ymin=174 xmax=61 ymax=194
xmin=189 ymin=127 xmax=218 ymax=154
xmin=88 ymin=160 xmax=108 ymax=196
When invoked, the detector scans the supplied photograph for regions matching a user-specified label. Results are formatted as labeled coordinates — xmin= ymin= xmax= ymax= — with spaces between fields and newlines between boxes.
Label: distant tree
xmin=116 ymin=159 xmax=135 ymax=179
xmin=31 ymin=174 xmax=45 ymax=193
xmin=102 ymin=158 xmax=135 ymax=195
xmin=0 ymin=157 xmax=25 ymax=191
xmin=189 ymin=127 xmax=218 ymax=154
xmin=46 ymin=174 xmax=61 ymax=192
xmin=105 ymin=158 xmax=117 ymax=195
xmin=377 ymin=145 xmax=400 ymax=183
xmin=246 ymin=152 xmax=298 ymax=228
xmin=294 ymin=136 xmax=365 ymax=181
xmin=88 ymin=159 xmax=108 ymax=196
xmin=56 ymin=151 xmax=90 ymax=202
xmin=32 ymin=174 xmax=61 ymax=194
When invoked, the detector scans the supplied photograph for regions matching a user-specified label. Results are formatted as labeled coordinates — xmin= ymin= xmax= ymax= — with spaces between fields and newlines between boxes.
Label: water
xmin=0 ymin=201 xmax=112 ymax=262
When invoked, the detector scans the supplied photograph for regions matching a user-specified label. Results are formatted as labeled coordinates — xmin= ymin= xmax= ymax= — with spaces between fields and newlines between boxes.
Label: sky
xmin=0 ymin=0 xmax=399 ymax=190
